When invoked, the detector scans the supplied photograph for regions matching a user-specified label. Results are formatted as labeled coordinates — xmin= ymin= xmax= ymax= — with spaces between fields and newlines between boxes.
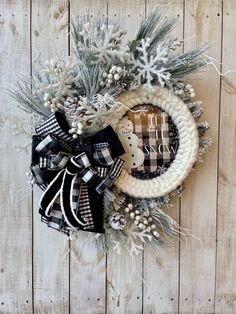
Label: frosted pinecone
xmin=187 ymin=101 xmax=203 ymax=119
xmin=64 ymin=96 xmax=79 ymax=127
xmin=197 ymin=122 xmax=209 ymax=137
xmin=109 ymin=212 xmax=127 ymax=230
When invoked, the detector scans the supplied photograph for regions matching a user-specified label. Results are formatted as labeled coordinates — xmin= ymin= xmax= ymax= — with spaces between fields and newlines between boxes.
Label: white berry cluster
xmin=124 ymin=203 xmax=160 ymax=238
xmin=43 ymin=93 xmax=63 ymax=113
xmin=68 ymin=120 xmax=84 ymax=139
xmin=174 ymin=83 xmax=195 ymax=98
xmin=185 ymin=84 xmax=195 ymax=98
xmin=100 ymin=65 xmax=123 ymax=88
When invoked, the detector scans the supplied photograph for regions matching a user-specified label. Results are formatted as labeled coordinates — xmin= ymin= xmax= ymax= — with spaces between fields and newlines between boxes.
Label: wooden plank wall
xmin=0 ymin=0 xmax=236 ymax=313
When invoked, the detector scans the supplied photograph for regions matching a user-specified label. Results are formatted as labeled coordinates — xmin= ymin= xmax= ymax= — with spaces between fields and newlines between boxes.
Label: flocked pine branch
xmin=8 ymin=78 xmax=50 ymax=120
xmin=165 ymin=46 xmax=208 ymax=78
xmin=129 ymin=8 xmax=177 ymax=57
xmin=9 ymin=9 xmax=209 ymax=117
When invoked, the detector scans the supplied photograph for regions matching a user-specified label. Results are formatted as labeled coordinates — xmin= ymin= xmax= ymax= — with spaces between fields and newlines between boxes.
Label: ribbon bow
xmin=31 ymin=112 xmax=125 ymax=234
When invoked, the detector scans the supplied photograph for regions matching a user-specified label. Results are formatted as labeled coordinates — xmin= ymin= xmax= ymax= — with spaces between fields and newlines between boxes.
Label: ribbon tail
xmin=60 ymin=170 xmax=88 ymax=228
xmin=39 ymin=169 xmax=64 ymax=217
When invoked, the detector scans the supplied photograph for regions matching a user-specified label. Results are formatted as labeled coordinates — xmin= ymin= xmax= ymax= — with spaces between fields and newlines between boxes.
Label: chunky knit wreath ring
xmin=112 ymin=87 xmax=199 ymax=198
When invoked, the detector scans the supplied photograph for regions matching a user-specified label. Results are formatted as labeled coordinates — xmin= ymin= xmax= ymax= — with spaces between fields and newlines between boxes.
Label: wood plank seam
xmin=30 ymin=0 xmax=35 ymax=312
xmin=214 ymin=2 xmax=224 ymax=313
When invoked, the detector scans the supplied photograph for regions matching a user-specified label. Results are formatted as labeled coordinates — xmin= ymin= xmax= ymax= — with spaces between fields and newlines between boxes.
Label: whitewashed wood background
xmin=0 ymin=0 xmax=236 ymax=313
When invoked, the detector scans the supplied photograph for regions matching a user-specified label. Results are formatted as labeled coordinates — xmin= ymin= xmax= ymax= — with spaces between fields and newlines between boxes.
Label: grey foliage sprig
xmin=8 ymin=77 xmax=50 ymax=119
xmin=166 ymin=46 xmax=208 ymax=78
xmin=129 ymin=8 xmax=177 ymax=57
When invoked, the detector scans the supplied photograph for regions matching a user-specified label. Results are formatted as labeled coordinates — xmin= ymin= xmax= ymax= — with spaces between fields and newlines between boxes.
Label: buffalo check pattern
xmin=96 ymin=158 xmax=125 ymax=194
xmin=33 ymin=116 xmax=125 ymax=235
xmin=93 ymin=143 xmax=114 ymax=166
xmin=127 ymin=104 xmax=179 ymax=177
xmin=41 ymin=158 xmax=124 ymax=232
xmin=35 ymin=113 xmax=77 ymax=152
xmin=36 ymin=136 xmax=124 ymax=233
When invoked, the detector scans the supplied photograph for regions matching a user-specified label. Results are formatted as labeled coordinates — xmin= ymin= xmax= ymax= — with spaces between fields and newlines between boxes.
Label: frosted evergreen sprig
xmin=129 ymin=8 xmax=177 ymax=56
xmin=8 ymin=77 xmax=50 ymax=119
xmin=165 ymin=46 xmax=208 ymax=78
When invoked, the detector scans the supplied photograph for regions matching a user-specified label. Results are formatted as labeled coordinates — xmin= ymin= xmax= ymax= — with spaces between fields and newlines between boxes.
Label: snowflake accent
xmin=132 ymin=38 xmax=171 ymax=89
xmin=40 ymin=58 xmax=80 ymax=108
xmin=67 ymin=93 xmax=124 ymax=132
xmin=77 ymin=22 xmax=130 ymax=65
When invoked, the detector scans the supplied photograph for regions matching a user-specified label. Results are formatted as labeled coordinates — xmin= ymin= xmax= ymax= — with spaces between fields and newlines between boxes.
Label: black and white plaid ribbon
xmin=39 ymin=153 xmax=97 ymax=229
xmin=32 ymin=114 xmax=125 ymax=234
xmin=36 ymin=112 xmax=79 ymax=152
xmin=39 ymin=152 xmax=124 ymax=230
xmin=96 ymin=158 xmax=124 ymax=194
xmin=32 ymin=137 xmax=124 ymax=232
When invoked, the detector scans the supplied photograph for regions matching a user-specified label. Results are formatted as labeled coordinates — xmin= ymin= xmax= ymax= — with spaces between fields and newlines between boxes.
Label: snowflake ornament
xmin=76 ymin=22 xmax=131 ymax=65
xmin=132 ymin=38 xmax=171 ymax=90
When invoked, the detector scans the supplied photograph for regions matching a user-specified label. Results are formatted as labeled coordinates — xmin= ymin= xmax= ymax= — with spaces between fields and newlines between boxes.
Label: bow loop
xmin=35 ymin=134 xmax=60 ymax=157
xmin=50 ymin=152 xmax=70 ymax=169
xmin=70 ymin=154 xmax=97 ymax=183
xmin=93 ymin=142 xmax=114 ymax=166
xmin=73 ymin=152 xmax=91 ymax=169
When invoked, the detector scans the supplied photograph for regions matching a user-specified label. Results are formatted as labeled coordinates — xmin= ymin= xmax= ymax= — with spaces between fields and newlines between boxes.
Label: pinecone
xmin=109 ymin=212 xmax=127 ymax=230
xmin=64 ymin=96 xmax=79 ymax=127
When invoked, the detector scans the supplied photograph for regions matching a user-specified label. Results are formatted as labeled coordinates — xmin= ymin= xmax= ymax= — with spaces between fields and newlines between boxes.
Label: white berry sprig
xmin=100 ymin=65 xmax=123 ymax=88
xmin=68 ymin=120 xmax=84 ymax=139
xmin=43 ymin=93 xmax=64 ymax=113
xmin=124 ymin=203 xmax=160 ymax=238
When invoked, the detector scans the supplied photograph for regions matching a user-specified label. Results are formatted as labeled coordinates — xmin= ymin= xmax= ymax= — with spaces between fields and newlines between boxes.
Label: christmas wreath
xmin=10 ymin=9 xmax=211 ymax=256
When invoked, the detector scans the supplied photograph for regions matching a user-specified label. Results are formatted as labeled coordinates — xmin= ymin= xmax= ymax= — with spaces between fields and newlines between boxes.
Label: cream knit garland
xmin=110 ymin=86 xmax=199 ymax=198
